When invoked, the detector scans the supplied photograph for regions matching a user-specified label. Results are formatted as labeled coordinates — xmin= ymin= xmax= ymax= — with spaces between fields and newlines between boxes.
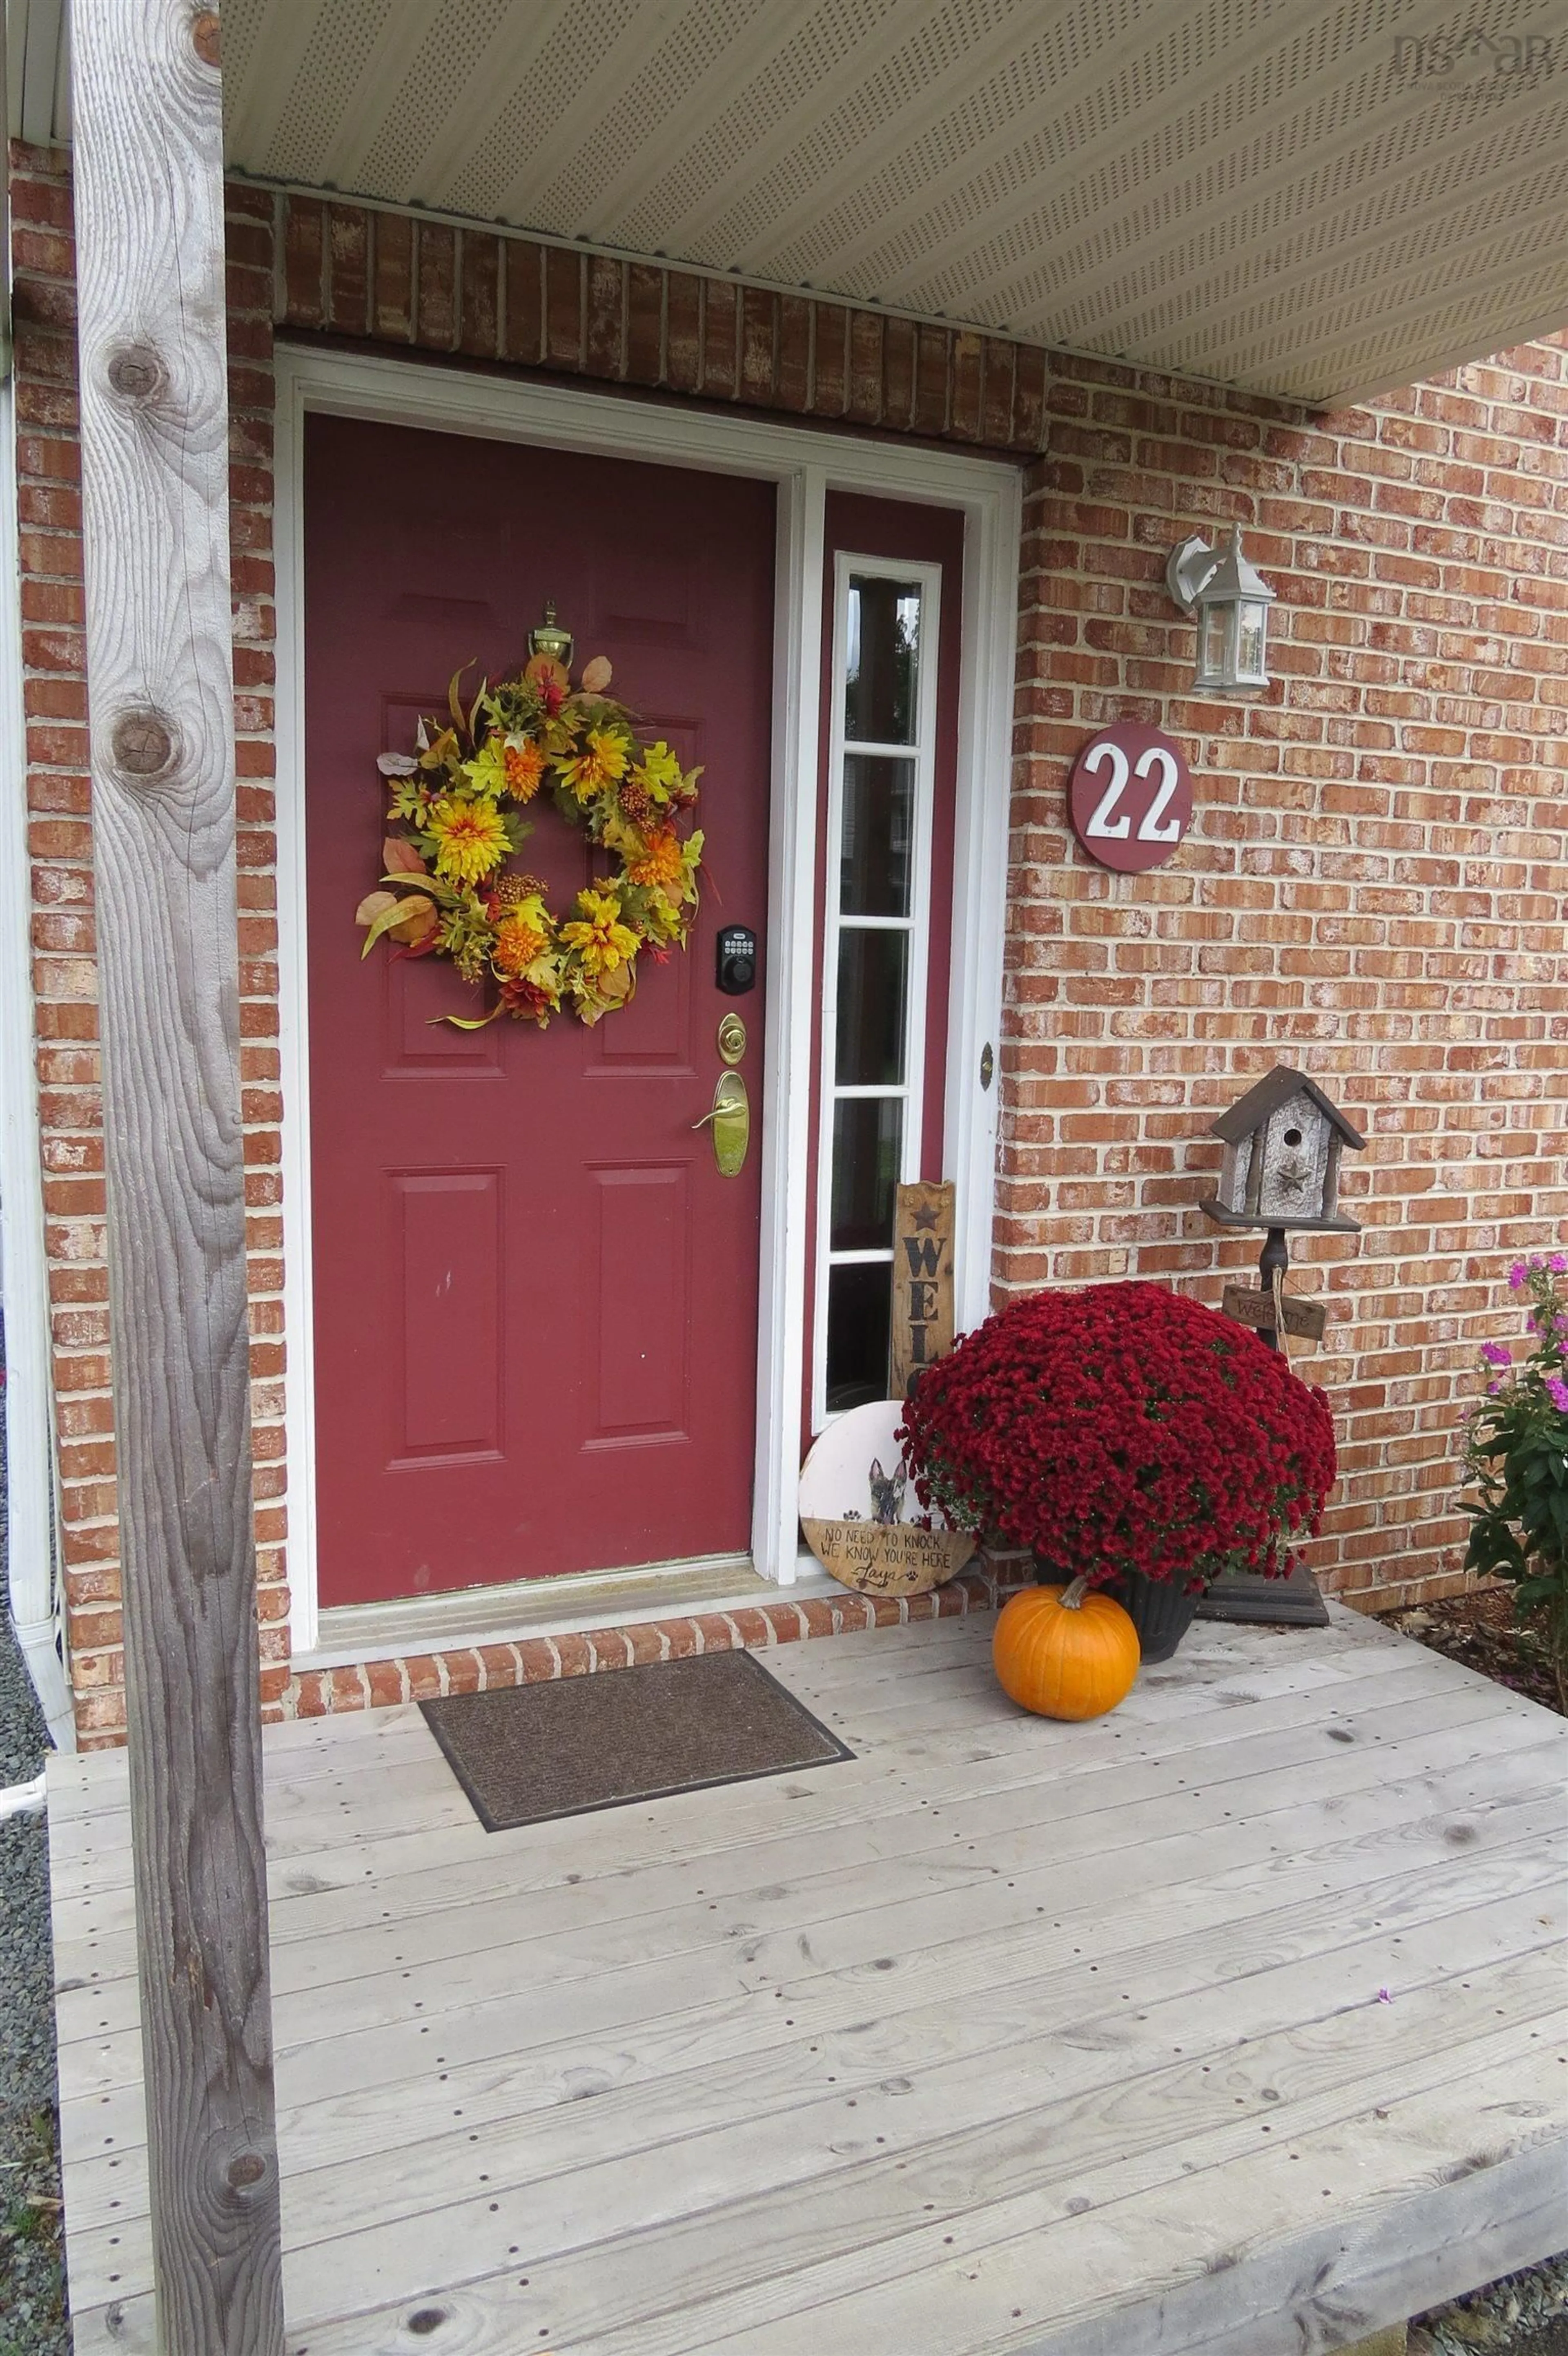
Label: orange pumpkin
xmin=993 ymin=1578 xmax=1140 ymax=1721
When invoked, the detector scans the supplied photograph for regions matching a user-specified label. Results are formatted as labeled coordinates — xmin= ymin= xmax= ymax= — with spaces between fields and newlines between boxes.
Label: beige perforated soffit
xmin=13 ymin=0 xmax=1568 ymax=406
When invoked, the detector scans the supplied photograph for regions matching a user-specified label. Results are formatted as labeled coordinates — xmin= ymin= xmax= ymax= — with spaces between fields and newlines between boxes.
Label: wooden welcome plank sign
xmin=891 ymin=1181 xmax=956 ymax=1396
xmin=1222 ymin=1283 xmax=1327 ymax=1342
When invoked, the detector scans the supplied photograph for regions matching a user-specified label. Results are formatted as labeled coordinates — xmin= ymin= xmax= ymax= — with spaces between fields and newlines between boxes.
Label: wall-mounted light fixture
xmin=1166 ymin=524 xmax=1275 ymax=696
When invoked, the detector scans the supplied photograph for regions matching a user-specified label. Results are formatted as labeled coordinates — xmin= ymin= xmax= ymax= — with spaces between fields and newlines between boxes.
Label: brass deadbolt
xmin=717 ymin=1013 xmax=747 ymax=1066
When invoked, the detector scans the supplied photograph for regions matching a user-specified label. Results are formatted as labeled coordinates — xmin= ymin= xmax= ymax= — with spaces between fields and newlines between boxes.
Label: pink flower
xmin=1545 ymin=1376 xmax=1568 ymax=1414
xmin=1508 ymin=1261 xmax=1528 ymax=1289
xmin=1550 ymin=1253 xmax=1567 ymax=1274
xmin=1480 ymin=1343 xmax=1512 ymax=1368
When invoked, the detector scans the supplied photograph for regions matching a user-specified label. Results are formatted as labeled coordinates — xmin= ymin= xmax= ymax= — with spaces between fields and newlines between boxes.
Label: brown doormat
xmin=420 ymin=1650 xmax=852 ymax=1832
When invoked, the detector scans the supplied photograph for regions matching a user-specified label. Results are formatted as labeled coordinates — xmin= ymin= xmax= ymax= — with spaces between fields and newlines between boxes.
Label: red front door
xmin=304 ymin=417 xmax=775 ymax=1606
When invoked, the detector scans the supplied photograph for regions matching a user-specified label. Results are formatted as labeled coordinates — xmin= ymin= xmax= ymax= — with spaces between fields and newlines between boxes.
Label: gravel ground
xmin=1413 ymin=2255 xmax=1568 ymax=2355
xmin=0 ymin=1323 xmax=71 ymax=2356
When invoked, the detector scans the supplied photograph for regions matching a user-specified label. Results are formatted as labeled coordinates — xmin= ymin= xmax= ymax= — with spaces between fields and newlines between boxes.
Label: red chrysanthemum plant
xmin=899 ymin=1282 xmax=1337 ymax=1599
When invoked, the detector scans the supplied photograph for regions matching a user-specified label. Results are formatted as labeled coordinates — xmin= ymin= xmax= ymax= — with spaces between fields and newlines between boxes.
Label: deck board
xmin=42 ymin=1664 xmax=1497 ymax=1967
xmin=50 ymin=1603 xmax=1568 ymax=2356
xmin=49 ymin=1675 xmax=1525 ymax=2010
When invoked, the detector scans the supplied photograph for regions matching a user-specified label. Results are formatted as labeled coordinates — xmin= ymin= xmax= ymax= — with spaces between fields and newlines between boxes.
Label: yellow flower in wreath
xmin=426 ymin=794 xmax=510 ymax=886
xmin=561 ymin=887 xmax=639 ymax=977
xmin=558 ymin=727 xmax=630 ymax=804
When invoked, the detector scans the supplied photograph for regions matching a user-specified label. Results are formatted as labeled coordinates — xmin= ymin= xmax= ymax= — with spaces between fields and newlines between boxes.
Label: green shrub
xmin=1460 ymin=1252 xmax=1568 ymax=1711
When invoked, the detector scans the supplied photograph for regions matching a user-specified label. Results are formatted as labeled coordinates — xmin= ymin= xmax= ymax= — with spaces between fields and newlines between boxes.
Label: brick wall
xmin=8 ymin=153 xmax=103 ymax=1731
xmin=270 ymin=192 xmax=1047 ymax=450
xmin=1005 ymin=350 xmax=1568 ymax=1606
xmin=9 ymin=148 xmax=1565 ymax=1741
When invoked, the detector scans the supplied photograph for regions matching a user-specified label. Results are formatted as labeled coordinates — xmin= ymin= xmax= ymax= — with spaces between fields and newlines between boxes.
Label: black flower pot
xmin=1108 ymin=1571 xmax=1200 ymax=1665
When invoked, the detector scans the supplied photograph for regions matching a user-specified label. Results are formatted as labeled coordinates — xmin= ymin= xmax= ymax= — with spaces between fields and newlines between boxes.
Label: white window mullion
xmin=812 ymin=552 xmax=943 ymax=1430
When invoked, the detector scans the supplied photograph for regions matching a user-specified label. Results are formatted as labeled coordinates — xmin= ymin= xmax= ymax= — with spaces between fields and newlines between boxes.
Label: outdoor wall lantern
xmin=1166 ymin=523 xmax=1276 ymax=696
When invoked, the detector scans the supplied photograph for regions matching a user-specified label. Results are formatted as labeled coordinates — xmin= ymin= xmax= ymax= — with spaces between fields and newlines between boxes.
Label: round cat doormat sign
xmin=1067 ymin=723 xmax=1193 ymax=873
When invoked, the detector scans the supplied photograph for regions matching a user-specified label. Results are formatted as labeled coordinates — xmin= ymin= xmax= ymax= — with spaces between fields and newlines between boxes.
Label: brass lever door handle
xmin=692 ymin=1070 xmax=749 ymax=1176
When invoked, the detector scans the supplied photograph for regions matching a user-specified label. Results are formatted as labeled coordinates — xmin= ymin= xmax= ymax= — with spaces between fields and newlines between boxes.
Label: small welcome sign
xmin=890 ymin=1180 xmax=956 ymax=1397
xmin=798 ymin=1398 xmax=975 ymax=1598
xmin=811 ymin=1519 xmax=975 ymax=1596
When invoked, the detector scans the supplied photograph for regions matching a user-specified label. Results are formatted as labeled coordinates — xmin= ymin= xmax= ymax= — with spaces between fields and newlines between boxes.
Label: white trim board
xmin=295 ymin=1553 xmax=851 ymax=1676
xmin=272 ymin=345 xmax=1019 ymax=1663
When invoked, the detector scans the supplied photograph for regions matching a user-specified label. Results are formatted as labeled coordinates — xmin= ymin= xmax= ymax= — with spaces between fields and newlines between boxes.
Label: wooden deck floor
xmin=48 ymin=1603 xmax=1568 ymax=2356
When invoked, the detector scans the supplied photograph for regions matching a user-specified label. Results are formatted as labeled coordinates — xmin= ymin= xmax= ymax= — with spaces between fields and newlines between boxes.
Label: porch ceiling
xmin=13 ymin=0 xmax=1568 ymax=404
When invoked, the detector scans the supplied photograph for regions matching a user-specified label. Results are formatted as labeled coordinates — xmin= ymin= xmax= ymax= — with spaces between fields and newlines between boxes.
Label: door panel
xmin=390 ymin=1171 xmax=504 ymax=1461
xmin=305 ymin=416 xmax=775 ymax=1604
xmin=588 ymin=1165 xmax=690 ymax=1440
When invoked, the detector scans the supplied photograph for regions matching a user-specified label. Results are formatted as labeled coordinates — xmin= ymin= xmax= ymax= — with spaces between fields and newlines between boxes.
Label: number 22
xmin=1083 ymin=741 xmax=1183 ymax=843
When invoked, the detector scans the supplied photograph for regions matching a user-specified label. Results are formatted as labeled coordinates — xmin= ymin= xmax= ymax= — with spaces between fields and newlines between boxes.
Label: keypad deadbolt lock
xmin=716 ymin=926 xmax=758 ymax=995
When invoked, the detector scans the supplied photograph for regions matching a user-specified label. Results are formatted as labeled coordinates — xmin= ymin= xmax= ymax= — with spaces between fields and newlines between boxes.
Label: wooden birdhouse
xmin=1203 ymin=1066 xmax=1364 ymax=1234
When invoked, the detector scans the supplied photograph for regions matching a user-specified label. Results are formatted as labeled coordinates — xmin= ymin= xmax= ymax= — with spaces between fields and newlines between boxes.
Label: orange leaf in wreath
xmin=390 ymin=901 xmax=439 ymax=946
xmin=383 ymin=837 xmax=427 ymax=875
xmin=524 ymin=652 xmax=570 ymax=695
xmin=355 ymin=888 xmax=399 ymax=927
xmin=360 ymin=894 xmax=436 ymax=955
xmin=581 ymin=654 xmax=613 ymax=695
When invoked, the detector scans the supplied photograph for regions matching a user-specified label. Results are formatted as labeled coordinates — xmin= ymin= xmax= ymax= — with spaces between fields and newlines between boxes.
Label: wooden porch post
xmin=69 ymin=4 xmax=285 ymax=2350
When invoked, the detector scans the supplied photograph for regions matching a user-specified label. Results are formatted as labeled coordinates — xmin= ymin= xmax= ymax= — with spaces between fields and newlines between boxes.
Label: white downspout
xmin=0 ymin=1770 xmax=47 ymax=1818
xmin=0 ymin=71 xmax=75 ymax=1750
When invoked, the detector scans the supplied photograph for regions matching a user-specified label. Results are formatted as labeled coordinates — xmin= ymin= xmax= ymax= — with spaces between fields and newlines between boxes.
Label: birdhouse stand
xmin=1201 ymin=1066 xmax=1365 ymax=1350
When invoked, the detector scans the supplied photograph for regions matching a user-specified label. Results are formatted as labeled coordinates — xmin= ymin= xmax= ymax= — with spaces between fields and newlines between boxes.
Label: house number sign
xmin=1067 ymin=723 xmax=1193 ymax=874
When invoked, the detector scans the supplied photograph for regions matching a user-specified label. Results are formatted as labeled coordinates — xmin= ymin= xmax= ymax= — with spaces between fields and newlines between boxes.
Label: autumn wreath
xmin=355 ymin=647 xmax=703 ymax=1028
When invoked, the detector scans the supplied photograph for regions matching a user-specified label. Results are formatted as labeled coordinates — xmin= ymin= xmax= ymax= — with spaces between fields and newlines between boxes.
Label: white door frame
xmin=273 ymin=343 xmax=1019 ymax=1661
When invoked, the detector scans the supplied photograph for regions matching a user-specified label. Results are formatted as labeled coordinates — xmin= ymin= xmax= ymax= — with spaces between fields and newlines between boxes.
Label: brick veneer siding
xmin=1007 ymin=348 xmax=1568 ymax=1607
xmin=9 ymin=148 xmax=1565 ymax=1744
xmin=270 ymin=192 xmax=1047 ymax=450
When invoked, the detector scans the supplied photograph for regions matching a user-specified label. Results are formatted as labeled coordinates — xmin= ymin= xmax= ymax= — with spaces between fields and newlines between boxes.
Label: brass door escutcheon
xmin=717 ymin=1012 xmax=747 ymax=1065
xmin=692 ymin=1070 xmax=749 ymax=1176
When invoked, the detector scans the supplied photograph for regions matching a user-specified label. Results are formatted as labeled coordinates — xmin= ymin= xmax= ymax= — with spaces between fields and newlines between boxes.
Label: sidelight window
xmin=813 ymin=557 xmax=941 ymax=1423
